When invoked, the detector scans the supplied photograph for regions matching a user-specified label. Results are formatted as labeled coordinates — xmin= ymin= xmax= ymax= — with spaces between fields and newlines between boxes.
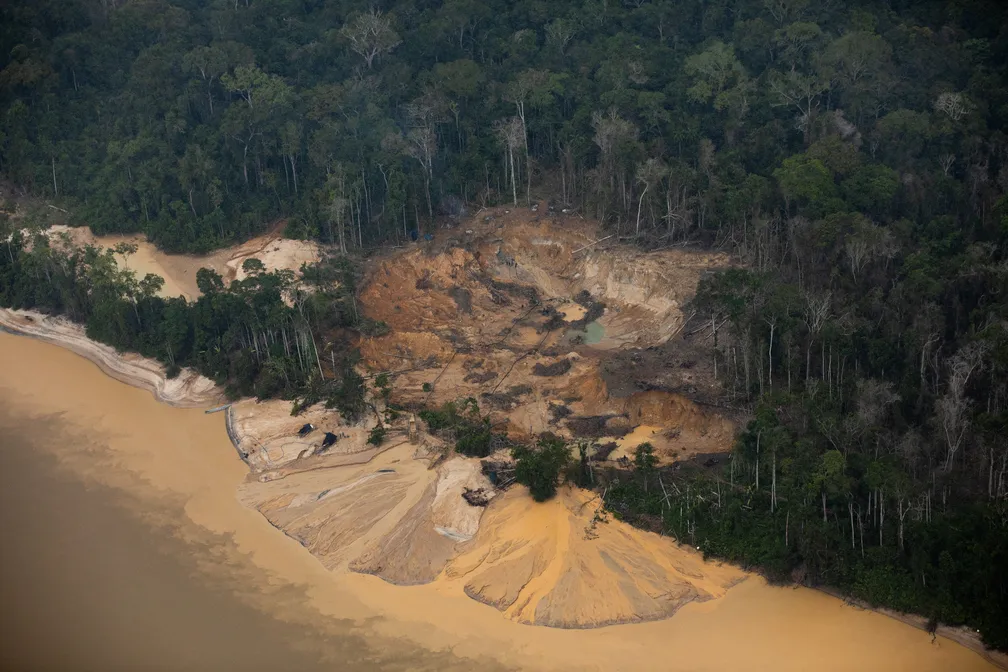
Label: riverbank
xmin=815 ymin=586 xmax=1008 ymax=671
xmin=0 ymin=308 xmax=223 ymax=408
xmin=0 ymin=404 xmax=467 ymax=672
xmin=0 ymin=329 xmax=1000 ymax=671
xmin=0 ymin=305 xmax=752 ymax=630
xmin=0 ymin=299 xmax=750 ymax=629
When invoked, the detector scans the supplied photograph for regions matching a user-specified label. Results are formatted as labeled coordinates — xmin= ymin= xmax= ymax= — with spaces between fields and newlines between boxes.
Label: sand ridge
xmin=444 ymin=485 xmax=744 ymax=628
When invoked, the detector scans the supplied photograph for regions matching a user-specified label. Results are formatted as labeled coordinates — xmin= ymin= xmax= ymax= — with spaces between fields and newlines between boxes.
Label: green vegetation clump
xmin=454 ymin=421 xmax=495 ymax=458
xmin=633 ymin=443 xmax=657 ymax=481
xmin=419 ymin=398 xmax=500 ymax=458
xmin=358 ymin=319 xmax=390 ymax=338
xmin=416 ymin=406 xmax=455 ymax=432
xmin=292 ymin=350 xmax=366 ymax=421
xmin=374 ymin=372 xmax=392 ymax=400
xmin=367 ymin=425 xmax=387 ymax=446
xmin=513 ymin=433 xmax=571 ymax=502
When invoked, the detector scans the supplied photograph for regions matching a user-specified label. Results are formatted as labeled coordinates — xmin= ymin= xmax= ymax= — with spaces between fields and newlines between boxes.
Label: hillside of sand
xmin=237 ymin=438 xmax=745 ymax=628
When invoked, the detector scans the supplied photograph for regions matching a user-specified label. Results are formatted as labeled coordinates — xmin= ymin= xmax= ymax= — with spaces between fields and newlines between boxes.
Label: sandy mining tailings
xmin=238 ymin=445 xmax=491 ymax=583
xmin=5 ymin=206 xmax=1008 ymax=665
xmin=38 ymin=224 xmax=322 ymax=302
xmin=237 ymin=438 xmax=744 ymax=628
xmin=227 ymin=398 xmax=381 ymax=472
xmin=447 ymin=485 xmax=744 ymax=628
xmin=357 ymin=206 xmax=735 ymax=464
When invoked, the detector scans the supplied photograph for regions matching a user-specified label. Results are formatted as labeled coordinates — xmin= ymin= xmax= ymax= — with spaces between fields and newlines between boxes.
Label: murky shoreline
xmin=0 ymin=424 xmax=367 ymax=671
xmin=0 ymin=330 xmax=997 ymax=672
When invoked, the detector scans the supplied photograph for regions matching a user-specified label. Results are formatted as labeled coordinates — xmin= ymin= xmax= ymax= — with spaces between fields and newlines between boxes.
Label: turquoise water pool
xmin=567 ymin=320 xmax=605 ymax=345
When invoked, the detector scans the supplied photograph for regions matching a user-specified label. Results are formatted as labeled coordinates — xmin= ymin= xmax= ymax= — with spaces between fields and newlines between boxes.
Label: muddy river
xmin=0 ymin=330 xmax=997 ymax=672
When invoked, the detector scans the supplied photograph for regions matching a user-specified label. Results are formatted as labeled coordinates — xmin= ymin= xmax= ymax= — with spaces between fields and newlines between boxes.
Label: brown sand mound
xmin=350 ymin=457 xmax=494 ymax=584
xmin=239 ymin=447 xmax=495 ymax=584
xmin=254 ymin=472 xmax=415 ymax=570
xmin=446 ymin=485 xmax=744 ymax=628
xmin=240 ymin=442 xmax=745 ymax=629
xmin=238 ymin=446 xmax=434 ymax=571
xmin=349 ymin=480 xmax=460 ymax=584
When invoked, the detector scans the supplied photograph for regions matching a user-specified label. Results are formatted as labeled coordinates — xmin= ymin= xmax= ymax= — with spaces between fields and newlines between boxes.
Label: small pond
xmin=566 ymin=320 xmax=605 ymax=345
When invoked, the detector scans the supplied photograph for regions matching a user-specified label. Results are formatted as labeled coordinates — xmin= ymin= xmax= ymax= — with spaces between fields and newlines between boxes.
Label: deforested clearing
xmin=5 ymin=205 xmax=743 ymax=628
xmin=225 ymin=205 xmax=747 ymax=628
xmin=356 ymin=206 xmax=735 ymax=460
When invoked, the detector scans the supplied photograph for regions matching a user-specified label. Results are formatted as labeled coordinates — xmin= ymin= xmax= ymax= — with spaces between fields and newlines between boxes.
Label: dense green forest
xmin=3 ymin=0 xmax=1003 ymax=253
xmin=3 ymin=0 xmax=1008 ymax=651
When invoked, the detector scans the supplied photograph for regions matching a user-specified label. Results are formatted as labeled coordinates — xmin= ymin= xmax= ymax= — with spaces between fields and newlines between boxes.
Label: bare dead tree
xmin=545 ymin=18 xmax=578 ymax=54
xmin=802 ymin=290 xmax=830 ymax=382
xmin=933 ymin=91 xmax=972 ymax=122
xmin=634 ymin=157 xmax=667 ymax=237
xmin=768 ymin=69 xmax=828 ymax=143
xmin=402 ymin=94 xmax=446 ymax=220
xmin=938 ymin=342 xmax=988 ymax=471
xmin=340 ymin=10 xmax=401 ymax=69
xmin=939 ymin=153 xmax=955 ymax=176
xmin=493 ymin=116 xmax=524 ymax=207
